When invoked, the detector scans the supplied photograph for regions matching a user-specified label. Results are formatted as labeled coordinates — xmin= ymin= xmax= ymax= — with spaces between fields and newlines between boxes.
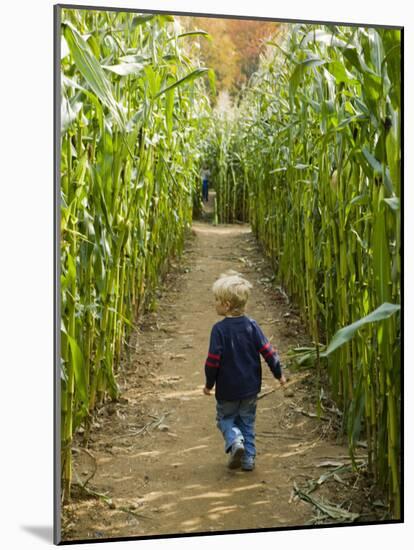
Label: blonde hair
xmin=212 ymin=271 xmax=252 ymax=315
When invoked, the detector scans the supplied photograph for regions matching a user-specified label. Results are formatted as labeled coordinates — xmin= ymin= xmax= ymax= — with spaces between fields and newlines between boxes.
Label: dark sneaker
xmin=241 ymin=457 xmax=255 ymax=471
xmin=227 ymin=441 xmax=245 ymax=469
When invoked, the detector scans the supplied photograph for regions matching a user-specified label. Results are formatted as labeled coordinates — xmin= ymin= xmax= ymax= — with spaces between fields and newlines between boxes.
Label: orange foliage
xmin=177 ymin=15 xmax=281 ymax=94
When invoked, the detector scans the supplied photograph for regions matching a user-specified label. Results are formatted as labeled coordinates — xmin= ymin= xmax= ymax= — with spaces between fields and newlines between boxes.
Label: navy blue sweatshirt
xmin=204 ymin=316 xmax=282 ymax=401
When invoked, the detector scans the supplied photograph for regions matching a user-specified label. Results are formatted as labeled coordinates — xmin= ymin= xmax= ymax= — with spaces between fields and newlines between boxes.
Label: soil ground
xmin=62 ymin=193 xmax=382 ymax=542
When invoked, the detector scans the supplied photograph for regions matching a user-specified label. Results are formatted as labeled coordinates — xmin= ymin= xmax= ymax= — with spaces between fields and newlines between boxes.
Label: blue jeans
xmin=216 ymin=396 xmax=257 ymax=460
xmin=202 ymin=179 xmax=209 ymax=201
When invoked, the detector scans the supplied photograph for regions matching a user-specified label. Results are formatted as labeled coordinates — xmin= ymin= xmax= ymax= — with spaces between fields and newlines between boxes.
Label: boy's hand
xmin=279 ymin=375 xmax=287 ymax=386
xmin=203 ymin=386 xmax=213 ymax=395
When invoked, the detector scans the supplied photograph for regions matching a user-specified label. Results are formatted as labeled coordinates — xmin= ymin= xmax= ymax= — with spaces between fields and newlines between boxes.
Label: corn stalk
xmin=209 ymin=24 xmax=401 ymax=517
xmin=59 ymin=7 xmax=212 ymax=502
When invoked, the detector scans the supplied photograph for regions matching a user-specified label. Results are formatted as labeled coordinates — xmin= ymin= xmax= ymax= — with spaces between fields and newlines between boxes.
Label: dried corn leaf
xmin=294 ymin=483 xmax=359 ymax=523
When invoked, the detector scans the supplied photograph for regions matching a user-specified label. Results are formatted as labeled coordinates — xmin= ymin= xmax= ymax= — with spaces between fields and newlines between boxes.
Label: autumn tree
xmin=178 ymin=15 xmax=281 ymax=95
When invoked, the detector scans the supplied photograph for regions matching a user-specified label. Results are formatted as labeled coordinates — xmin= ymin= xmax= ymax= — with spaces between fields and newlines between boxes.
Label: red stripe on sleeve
xmin=208 ymin=352 xmax=221 ymax=360
xmin=259 ymin=342 xmax=270 ymax=353
xmin=206 ymin=361 xmax=220 ymax=368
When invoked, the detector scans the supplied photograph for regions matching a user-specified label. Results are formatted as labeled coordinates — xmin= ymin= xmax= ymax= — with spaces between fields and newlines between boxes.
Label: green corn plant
xmin=60 ymin=7 xmax=212 ymax=502
xmin=208 ymin=24 xmax=401 ymax=517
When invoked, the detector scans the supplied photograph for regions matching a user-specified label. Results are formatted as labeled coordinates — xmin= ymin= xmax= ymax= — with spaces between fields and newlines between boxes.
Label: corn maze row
xmin=59 ymin=9 xmax=401 ymax=517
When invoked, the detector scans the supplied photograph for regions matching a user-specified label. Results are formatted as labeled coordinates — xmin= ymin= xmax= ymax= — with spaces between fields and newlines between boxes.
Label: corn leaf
xmin=67 ymin=334 xmax=87 ymax=403
xmin=154 ymin=68 xmax=209 ymax=98
xmin=63 ymin=23 xmax=125 ymax=129
xmin=102 ymin=63 xmax=144 ymax=76
xmin=176 ymin=30 xmax=211 ymax=41
xmin=132 ymin=14 xmax=155 ymax=27
xmin=321 ymin=303 xmax=400 ymax=358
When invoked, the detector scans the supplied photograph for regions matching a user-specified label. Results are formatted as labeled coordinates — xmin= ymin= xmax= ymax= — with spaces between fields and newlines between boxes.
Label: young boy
xmin=203 ymin=272 xmax=286 ymax=471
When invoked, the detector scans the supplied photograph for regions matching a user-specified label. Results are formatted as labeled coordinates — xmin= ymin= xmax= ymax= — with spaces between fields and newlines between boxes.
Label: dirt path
xmin=62 ymin=196 xmax=373 ymax=541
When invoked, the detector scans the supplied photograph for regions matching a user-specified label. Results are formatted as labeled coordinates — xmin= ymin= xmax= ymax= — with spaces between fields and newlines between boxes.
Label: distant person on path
xmin=202 ymin=271 xmax=286 ymax=471
xmin=200 ymin=166 xmax=210 ymax=203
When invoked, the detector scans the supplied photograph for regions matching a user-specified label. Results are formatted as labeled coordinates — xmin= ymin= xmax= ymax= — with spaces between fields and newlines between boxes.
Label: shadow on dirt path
xmin=62 ymin=201 xmax=374 ymax=542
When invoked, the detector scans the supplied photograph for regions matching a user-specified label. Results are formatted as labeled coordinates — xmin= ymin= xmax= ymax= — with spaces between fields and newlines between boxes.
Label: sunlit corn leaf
xmin=383 ymin=197 xmax=400 ymax=212
xmin=119 ymin=54 xmax=149 ymax=63
xmin=302 ymin=29 xmax=351 ymax=48
xmin=63 ymin=22 xmax=125 ymax=129
xmin=321 ymin=303 xmax=400 ymax=358
xmin=61 ymin=95 xmax=82 ymax=133
xmin=61 ymin=35 xmax=70 ymax=59
xmin=102 ymin=62 xmax=144 ymax=76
